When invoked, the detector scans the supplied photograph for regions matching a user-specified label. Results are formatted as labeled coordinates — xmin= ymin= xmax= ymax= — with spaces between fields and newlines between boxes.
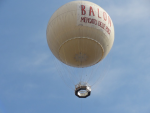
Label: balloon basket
xmin=75 ymin=82 xmax=91 ymax=98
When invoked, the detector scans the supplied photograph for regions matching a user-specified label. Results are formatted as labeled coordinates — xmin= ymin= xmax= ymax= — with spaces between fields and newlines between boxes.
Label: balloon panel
xmin=59 ymin=37 xmax=104 ymax=67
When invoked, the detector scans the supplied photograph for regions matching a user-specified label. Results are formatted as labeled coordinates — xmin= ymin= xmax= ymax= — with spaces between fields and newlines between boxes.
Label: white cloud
xmin=14 ymin=51 xmax=57 ymax=75
xmin=105 ymin=0 xmax=150 ymax=24
xmin=91 ymin=67 xmax=125 ymax=96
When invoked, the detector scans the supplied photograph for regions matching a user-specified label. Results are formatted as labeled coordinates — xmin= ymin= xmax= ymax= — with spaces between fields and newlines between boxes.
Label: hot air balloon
xmin=46 ymin=1 xmax=114 ymax=98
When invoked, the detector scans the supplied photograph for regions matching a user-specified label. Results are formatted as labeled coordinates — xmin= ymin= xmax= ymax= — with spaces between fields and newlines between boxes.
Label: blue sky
xmin=0 ymin=0 xmax=150 ymax=113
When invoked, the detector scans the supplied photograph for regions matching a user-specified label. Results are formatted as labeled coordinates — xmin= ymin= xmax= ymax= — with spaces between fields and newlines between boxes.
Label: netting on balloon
xmin=47 ymin=1 xmax=113 ymax=91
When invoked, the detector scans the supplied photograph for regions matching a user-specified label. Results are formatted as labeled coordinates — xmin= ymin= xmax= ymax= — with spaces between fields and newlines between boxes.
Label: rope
xmin=91 ymin=56 xmax=111 ymax=89
xmin=54 ymin=58 xmax=74 ymax=90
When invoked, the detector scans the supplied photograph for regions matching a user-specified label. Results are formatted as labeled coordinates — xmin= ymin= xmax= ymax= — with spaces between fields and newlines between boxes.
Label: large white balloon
xmin=47 ymin=1 xmax=114 ymax=67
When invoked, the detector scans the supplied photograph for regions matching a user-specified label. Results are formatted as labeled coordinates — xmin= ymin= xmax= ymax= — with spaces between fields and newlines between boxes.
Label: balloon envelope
xmin=47 ymin=1 xmax=114 ymax=67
